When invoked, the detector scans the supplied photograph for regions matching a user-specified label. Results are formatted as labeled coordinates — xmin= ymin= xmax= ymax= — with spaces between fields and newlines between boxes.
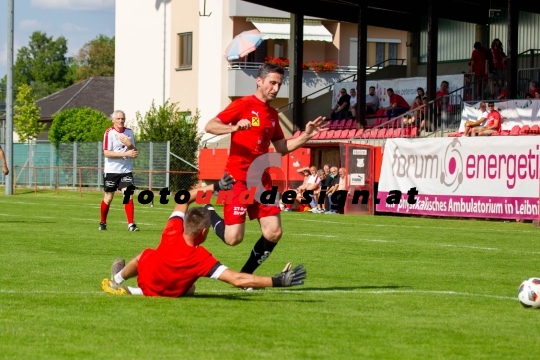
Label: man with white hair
xmin=99 ymin=110 xmax=139 ymax=231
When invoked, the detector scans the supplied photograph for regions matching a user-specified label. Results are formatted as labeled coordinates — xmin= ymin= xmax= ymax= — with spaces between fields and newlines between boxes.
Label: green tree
xmin=74 ymin=35 xmax=115 ymax=82
xmin=14 ymin=84 xmax=44 ymax=143
xmin=48 ymin=107 xmax=111 ymax=144
xmin=136 ymin=101 xmax=202 ymax=190
xmin=14 ymin=31 xmax=71 ymax=99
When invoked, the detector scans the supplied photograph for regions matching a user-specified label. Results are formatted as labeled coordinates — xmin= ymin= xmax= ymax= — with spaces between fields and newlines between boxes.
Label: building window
xmin=388 ymin=43 xmax=398 ymax=65
xmin=178 ymin=32 xmax=192 ymax=70
xmin=375 ymin=43 xmax=385 ymax=65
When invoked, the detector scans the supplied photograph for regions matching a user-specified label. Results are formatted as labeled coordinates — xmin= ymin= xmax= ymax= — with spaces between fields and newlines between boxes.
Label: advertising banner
xmin=376 ymin=137 xmax=540 ymax=220
xmin=332 ymin=74 xmax=465 ymax=109
xmin=459 ymin=100 xmax=540 ymax=132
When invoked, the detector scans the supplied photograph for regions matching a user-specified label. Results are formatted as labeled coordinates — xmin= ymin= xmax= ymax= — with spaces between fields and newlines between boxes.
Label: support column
xmin=5 ymin=0 xmax=14 ymax=195
xmin=356 ymin=3 xmax=367 ymax=129
xmin=426 ymin=0 xmax=438 ymax=102
xmin=506 ymin=0 xmax=519 ymax=99
xmin=406 ymin=32 xmax=419 ymax=78
xmin=292 ymin=12 xmax=304 ymax=130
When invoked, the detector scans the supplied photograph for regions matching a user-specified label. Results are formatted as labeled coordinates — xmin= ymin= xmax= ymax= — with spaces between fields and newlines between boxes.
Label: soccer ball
xmin=518 ymin=278 xmax=540 ymax=308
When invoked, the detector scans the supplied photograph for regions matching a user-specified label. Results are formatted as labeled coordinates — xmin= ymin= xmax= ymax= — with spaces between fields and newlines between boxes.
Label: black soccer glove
xmin=214 ymin=172 xmax=235 ymax=191
xmin=271 ymin=264 xmax=307 ymax=287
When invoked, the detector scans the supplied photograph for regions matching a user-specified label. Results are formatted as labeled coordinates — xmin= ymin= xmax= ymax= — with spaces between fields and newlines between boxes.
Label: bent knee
xmin=224 ymin=232 xmax=245 ymax=246
xmin=263 ymin=227 xmax=282 ymax=242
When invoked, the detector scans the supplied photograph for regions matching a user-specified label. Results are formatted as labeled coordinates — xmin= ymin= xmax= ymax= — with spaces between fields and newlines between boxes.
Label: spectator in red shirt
xmin=383 ymin=88 xmax=410 ymax=121
xmin=469 ymin=42 xmax=486 ymax=100
xmin=530 ymin=81 xmax=540 ymax=99
xmin=473 ymin=102 xmax=502 ymax=136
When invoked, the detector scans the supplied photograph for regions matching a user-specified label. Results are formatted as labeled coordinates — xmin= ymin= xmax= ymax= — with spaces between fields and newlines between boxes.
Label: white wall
xmin=198 ymin=0 xmax=231 ymax=142
xmin=115 ymin=0 xmax=171 ymax=132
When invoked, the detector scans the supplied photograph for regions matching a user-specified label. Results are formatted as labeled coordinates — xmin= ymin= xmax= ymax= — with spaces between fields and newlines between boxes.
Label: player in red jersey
xmin=101 ymin=172 xmax=307 ymax=297
xmin=203 ymin=63 xmax=325 ymax=278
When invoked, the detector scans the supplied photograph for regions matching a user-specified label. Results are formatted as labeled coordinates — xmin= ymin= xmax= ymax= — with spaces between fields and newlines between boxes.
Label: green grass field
xmin=1 ymin=189 xmax=540 ymax=359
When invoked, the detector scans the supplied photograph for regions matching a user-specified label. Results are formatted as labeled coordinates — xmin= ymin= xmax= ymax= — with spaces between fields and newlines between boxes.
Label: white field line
xmin=1 ymin=200 xmax=538 ymax=233
xmin=438 ymin=244 xmax=499 ymax=251
xmin=1 ymin=212 xmax=536 ymax=253
xmin=300 ymin=218 xmax=538 ymax=234
xmin=0 ymin=288 xmax=516 ymax=301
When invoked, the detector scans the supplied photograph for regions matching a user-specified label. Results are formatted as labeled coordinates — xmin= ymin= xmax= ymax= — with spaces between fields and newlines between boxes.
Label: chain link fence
xmin=0 ymin=141 xmax=199 ymax=192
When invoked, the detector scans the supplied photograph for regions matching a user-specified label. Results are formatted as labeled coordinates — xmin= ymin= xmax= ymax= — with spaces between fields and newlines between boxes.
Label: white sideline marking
xmin=0 ymin=200 xmax=537 ymax=233
xmin=0 ymin=288 xmax=516 ymax=301
xmin=71 ymin=218 xmax=155 ymax=226
xmin=438 ymin=244 xmax=499 ymax=251
xmin=244 ymin=230 xmax=337 ymax=238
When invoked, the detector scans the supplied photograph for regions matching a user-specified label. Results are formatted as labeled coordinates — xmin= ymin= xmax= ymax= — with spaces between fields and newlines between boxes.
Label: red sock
xmin=100 ymin=201 xmax=110 ymax=223
xmin=125 ymin=199 xmax=134 ymax=224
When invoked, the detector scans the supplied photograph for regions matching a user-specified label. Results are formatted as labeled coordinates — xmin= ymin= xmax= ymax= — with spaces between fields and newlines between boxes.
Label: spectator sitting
xmin=327 ymin=167 xmax=350 ymax=215
xmin=497 ymin=87 xmax=507 ymax=100
xmin=365 ymin=86 xmax=379 ymax=115
xmin=349 ymin=88 xmax=357 ymax=119
xmin=295 ymin=166 xmax=320 ymax=211
xmin=312 ymin=169 xmax=327 ymax=213
xmin=382 ymin=88 xmax=410 ymax=121
xmin=410 ymin=88 xmax=425 ymax=108
xmin=331 ymin=88 xmax=351 ymax=121
xmin=463 ymin=102 xmax=488 ymax=137
xmin=530 ymin=81 xmax=540 ymax=99
xmin=472 ymin=102 xmax=501 ymax=136
xmin=324 ymin=166 xmax=340 ymax=213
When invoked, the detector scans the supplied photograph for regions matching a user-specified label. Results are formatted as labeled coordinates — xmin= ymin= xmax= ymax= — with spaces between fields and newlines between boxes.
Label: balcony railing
xmin=228 ymin=59 xmax=406 ymax=74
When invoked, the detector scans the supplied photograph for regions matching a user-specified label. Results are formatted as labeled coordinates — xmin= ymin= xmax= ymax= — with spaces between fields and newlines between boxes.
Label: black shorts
xmin=104 ymin=172 xmax=135 ymax=192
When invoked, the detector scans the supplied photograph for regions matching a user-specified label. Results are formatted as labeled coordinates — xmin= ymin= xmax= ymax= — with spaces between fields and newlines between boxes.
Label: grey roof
xmin=0 ymin=76 xmax=114 ymax=120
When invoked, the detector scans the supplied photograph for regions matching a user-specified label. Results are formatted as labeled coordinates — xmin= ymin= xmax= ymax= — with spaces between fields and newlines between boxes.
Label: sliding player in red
xmin=101 ymin=173 xmax=307 ymax=297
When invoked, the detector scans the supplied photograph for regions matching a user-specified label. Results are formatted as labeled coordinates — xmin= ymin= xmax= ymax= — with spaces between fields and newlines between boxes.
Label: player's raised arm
xmin=217 ymin=264 xmax=307 ymax=289
xmin=273 ymin=116 xmax=326 ymax=155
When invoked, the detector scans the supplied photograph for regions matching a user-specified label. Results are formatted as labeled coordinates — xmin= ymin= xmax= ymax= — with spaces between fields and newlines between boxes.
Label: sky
xmin=0 ymin=0 xmax=115 ymax=78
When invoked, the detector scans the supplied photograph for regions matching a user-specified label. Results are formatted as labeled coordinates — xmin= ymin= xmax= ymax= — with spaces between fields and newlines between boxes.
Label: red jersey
xmin=531 ymin=88 xmax=539 ymax=98
xmin=216 ymin=96 xmax=285 ymax=182
xmin=389 ymin=94 xmax=410 ymax=109
xmin=470 ymin=48 xmax=486 ymax=78
xmin=486 ymin=110 xmax=502 ymax=132
xmin=137 ymin=213 xmax=223 ymax=297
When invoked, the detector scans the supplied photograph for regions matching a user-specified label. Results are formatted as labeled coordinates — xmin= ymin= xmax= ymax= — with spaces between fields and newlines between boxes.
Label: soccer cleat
xmin=110 ymin=257 xmax=125 ymax=281
xmin=128 ymin=223 xmax=139 ymax=232
xmin=99 ymin=222 xmax=107 ymax=230
xmin=101 ymin=279 xmax=131 ymax=295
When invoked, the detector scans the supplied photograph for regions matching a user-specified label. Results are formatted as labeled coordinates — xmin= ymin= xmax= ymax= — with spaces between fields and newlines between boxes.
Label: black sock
xmin=204 ymin=205 xmax=225 ymax=242
xmin=240 ymin=236 xmax=277 ymax=274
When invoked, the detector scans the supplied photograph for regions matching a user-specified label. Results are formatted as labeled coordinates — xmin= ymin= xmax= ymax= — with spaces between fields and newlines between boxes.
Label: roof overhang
xmin=248 ymin=17 xmax=333 ymax=42
xmin=241 ymin=0 xmax=540 ymax=31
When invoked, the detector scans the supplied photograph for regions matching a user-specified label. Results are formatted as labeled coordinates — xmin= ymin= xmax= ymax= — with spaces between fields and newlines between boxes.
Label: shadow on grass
xmin=191 ymin=293 xmax=323 ymax=303
xmin=294 ymin=285 xmax=411 ymax=292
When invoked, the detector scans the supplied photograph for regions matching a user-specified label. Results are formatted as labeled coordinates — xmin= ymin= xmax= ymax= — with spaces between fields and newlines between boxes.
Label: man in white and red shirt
xmin=474 ymin=102 xmax=502 ymax=136
xmin=203 ymin=63 xmax=325 ymax=278
xmin=100 ymin=110 xmax=139 ymax=231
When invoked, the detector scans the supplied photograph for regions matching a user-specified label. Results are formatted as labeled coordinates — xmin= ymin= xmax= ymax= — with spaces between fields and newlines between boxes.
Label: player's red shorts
xmin=223 ymin=180 xmax=281 ymax=226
